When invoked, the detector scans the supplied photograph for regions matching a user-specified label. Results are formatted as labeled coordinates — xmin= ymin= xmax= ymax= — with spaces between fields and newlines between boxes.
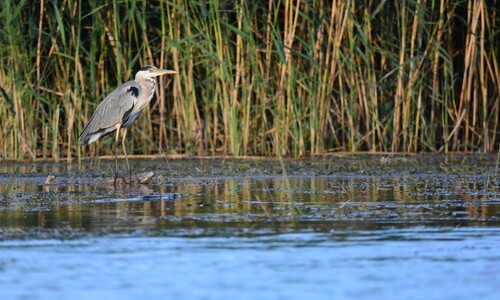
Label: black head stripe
xmin=139 ymin=65 xmax=154 ymax=71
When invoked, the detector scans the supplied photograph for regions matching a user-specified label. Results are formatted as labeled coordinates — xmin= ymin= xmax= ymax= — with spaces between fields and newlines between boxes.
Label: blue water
xmin=1 ymin=227 xmax=499 ymax=300
xmin=0 ymin=157 xmax=499 ymax=299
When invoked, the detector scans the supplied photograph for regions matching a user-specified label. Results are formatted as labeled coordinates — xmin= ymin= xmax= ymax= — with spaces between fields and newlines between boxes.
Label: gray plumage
xmin=79 ymin=81 xmax=141 ymax=146
xmin=78 ymin=65 xmax=176 ymax=185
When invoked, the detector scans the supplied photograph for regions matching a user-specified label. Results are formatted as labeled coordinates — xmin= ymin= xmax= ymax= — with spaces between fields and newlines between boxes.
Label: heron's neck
xmin=136 ymin=77 xmax=156 ymax=107
xmin=146 ymin=78 xmax=156 ymax=101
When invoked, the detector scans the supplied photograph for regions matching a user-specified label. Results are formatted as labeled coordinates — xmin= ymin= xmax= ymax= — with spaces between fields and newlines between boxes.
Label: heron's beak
xmin=153 ymin=69 xmax=177 ymax=76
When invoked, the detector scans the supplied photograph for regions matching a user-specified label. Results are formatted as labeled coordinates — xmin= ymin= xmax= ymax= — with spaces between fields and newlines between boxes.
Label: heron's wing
xmin=79 ymin=81 xmax=141 ymax=146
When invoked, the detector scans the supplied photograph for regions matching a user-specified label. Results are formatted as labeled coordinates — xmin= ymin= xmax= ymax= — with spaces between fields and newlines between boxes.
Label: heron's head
xmin=135 ymin=65 xmax=177 ymax=80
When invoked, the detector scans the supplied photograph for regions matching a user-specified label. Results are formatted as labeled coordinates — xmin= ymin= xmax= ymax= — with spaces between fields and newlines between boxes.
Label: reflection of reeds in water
xmin=0 ymin=171 xmax=497 ymax=227
xmin=0 ymin=0 xmax=498 ymax=160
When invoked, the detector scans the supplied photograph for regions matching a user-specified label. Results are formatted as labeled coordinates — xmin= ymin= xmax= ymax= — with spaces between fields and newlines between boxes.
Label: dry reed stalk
xmin=158 ymin=1 xmax=168 ymax=150
xmin=456 ymin=0 xmax=480 ymax=150
xmin=404 ymin=0 xmax=422 ymax=152
xmin=478 ymin=0 xmax=487 ymax=151
xmin=430 ymin=0 xmax=446 ymax=151
xmin=52 ymin=105 xmax=60 ymax=162
xmin=66 ymin=104 xmax=74 ymax=163
xmin=393 ymin=0 xmax=407 ymax=152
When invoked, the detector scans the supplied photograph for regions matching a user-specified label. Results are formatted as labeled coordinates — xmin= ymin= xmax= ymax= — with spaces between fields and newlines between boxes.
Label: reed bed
xmin=0 ymin=0 xmax=498 ymax=160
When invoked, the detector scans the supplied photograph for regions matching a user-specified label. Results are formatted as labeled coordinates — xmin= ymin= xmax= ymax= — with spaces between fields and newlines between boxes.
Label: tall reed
xmin=0 ymin=0 xmax=498 ymax=160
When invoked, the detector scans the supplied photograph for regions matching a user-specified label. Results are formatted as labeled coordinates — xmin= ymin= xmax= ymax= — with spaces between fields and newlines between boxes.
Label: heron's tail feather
xmin=79 ymin=121 xmax=118 ymax=146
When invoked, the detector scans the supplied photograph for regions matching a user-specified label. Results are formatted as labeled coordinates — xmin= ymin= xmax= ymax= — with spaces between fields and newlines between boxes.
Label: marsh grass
xmin=0 ymin=0 xmax=498 ymax=160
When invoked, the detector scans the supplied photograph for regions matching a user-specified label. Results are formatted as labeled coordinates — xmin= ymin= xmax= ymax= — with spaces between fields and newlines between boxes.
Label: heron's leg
xmin=121 ymin=128 xmax=132 ymax=183
xmin=114 ymin=128 xmax=120 ymax=187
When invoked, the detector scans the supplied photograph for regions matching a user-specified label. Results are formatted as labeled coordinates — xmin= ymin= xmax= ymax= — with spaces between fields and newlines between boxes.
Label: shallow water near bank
xmin=0 ymin=155 xmax=499 ymax=299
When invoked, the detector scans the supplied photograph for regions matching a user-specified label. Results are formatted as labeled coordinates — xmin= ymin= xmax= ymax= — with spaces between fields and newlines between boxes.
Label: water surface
xmin=0 ymin=155 xmax=499 ymax=299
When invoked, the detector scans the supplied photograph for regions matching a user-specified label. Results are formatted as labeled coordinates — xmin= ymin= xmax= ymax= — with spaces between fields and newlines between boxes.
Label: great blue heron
xmin=79 ymin=65 xmax=176 ymax=185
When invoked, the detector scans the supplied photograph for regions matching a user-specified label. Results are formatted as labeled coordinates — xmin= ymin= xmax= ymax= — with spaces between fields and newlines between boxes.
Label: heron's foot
xmin=121 ymin=174 xmax=133 ymax=185
xmin=108 ymin=173 xmax=128 ymax=186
